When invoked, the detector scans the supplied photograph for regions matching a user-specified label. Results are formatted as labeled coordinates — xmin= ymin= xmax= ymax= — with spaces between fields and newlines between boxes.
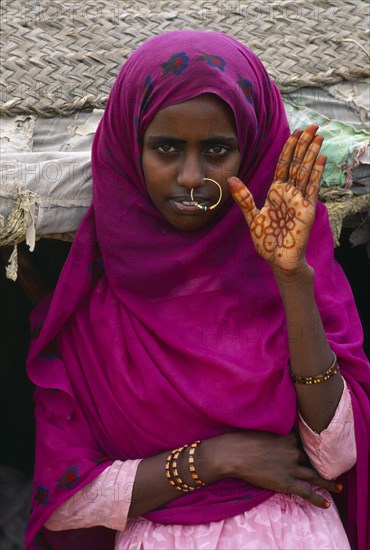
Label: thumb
xmin=228 ymin=176 xmax=259 ymax=226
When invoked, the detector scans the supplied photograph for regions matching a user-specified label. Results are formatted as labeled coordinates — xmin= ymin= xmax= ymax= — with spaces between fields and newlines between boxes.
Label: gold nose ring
xmin=190 ymin=178 xmax=223 ymax=211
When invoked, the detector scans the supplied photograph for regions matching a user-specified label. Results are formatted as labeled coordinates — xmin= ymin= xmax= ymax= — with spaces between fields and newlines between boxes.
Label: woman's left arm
xmin=229 ymin=125 xmax=344 ymax=433
xmin=272 ymin=263 xmax=343 ymax=433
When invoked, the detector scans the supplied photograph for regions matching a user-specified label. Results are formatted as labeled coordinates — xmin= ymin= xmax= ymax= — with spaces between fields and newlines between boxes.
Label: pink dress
xmin=45 ymin=379 xmax=356 ymax=549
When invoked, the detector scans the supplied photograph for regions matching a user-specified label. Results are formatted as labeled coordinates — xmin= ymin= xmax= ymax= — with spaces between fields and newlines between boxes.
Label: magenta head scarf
xmin=26 ymin=31 xmax=369 ymax=549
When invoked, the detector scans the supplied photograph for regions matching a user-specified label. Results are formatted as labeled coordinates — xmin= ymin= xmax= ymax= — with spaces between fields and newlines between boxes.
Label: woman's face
xmin=142 ymin=94 xmax=241 ymax=231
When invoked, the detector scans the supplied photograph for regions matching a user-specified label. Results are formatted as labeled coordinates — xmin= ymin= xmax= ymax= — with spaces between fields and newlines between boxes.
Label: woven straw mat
xmin=1 ymin=0 xmax=369 ymax=117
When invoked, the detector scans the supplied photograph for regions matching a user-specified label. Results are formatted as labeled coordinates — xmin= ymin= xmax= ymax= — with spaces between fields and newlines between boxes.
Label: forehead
xmin=144 ymin=94 xmax=237 ymax=138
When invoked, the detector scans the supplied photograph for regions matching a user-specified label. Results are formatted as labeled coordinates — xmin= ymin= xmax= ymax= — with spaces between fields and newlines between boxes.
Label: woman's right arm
xmin=46 ymin=429 xmax=343 ymax=532
xmin=129 ymin=430 xmax=341 ymax=518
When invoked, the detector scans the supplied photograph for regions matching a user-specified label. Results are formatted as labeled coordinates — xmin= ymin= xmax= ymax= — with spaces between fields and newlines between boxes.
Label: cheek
xmin=222 ymin=152 xmax=241 ymax=182
xmin=141 ymin=156 xmax=166 ymax=205
xmin=142 ymin=152 xmax=177 ymax=192
xmin=232 ymin=151 xmax=242 ymax=174
xmin=141 ymin=152 xmax=162 ymax=196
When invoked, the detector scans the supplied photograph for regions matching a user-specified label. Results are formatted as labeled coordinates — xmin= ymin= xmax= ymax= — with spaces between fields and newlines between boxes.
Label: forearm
xmin=274 ymin=264 xmax=344 ymax=433
xmin=49 ymin=429 xmax=342 ymax=529
xmin=129 ymin=427 xmax=342 ymax=517
xmin=128 ymin=450 xmax=184 ymax=517
xmin=128 ymin=441 xmax=222 ymax=518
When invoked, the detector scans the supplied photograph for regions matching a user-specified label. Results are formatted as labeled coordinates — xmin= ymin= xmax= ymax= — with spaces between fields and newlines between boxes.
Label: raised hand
xmin=228 ymin=125 xmax=327 ymax=273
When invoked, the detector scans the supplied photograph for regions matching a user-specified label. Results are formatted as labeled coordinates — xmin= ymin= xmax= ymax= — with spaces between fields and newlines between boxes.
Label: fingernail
xmin=228 ymin=177 xmax=241 ymax=189
xmin=324 ymin=500 xmax=331 ymax=508
xmin=336 ymin=483 xmax=343 ymax=493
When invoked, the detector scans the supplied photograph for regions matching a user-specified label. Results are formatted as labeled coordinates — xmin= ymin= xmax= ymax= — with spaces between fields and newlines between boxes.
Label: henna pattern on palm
xmin=229 ymin=124 xmax=327 ymax=270
xmin=248 ymin=183 xmax=312 ymax=262
xmin=251 ymin=188 xmax=299 ymax=253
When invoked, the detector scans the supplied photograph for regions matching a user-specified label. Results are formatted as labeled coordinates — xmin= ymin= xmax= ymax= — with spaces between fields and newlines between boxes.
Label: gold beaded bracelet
xmin=172 ymin=445 xmax=196 ymax=492
xmin=289 ymin=352 xmax=340 ymax=385
xmin=189 ymin=440 xmax=206 ymax=487
xmin=165 ymin=440 xmax=207 ymax=492
xmin=165 ymin=445 xmax=192 ymax=492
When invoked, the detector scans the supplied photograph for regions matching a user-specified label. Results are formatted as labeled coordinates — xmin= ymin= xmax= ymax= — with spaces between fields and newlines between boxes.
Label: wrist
xmin=196 ymin=435 xmax=237 ymax=483
xmin=272 ymin=262 xmax=314 ymax=288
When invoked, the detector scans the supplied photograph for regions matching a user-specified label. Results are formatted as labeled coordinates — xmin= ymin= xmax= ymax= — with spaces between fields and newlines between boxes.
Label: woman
xmin=25 ymin=31 xmax=369 ymax=549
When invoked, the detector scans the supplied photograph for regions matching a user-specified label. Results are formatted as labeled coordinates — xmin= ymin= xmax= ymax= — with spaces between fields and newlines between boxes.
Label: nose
xmin=177 ymin=153 xmax=203 ymax=192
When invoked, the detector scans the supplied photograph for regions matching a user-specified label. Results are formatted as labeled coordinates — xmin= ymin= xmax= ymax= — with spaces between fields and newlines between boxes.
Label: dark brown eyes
xmin=154 ymin=144 xmax=230 ymax=155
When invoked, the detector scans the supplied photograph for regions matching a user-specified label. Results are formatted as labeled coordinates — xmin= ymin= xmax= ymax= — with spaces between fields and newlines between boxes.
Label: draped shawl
xmin=25 ymin=31 xmax=369 ymax=549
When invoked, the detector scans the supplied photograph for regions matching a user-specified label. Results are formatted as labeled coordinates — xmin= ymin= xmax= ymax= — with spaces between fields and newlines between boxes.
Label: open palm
xmin=229 ymin=125 xmax=326 ymax=272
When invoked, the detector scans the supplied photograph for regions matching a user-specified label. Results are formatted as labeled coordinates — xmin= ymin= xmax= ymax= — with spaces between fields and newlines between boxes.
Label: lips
xmin=169 ymin=196 xmax=211 ymax=213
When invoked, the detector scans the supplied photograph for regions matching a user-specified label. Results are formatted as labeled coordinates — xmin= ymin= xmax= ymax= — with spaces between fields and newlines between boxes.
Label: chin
xmin=165 ymin=216 xmax=212 ymax=232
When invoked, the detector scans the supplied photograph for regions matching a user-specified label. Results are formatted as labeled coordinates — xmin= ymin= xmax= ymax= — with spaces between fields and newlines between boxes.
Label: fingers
xmin=269 ymin=474 xmax=333 ymax=509
xmin=288 ymin=433 xmax=311 ymax=467
xmin=298 ymin=450 xmax=311 ymax=467
xmin=295 ymin=466 xmax=342 ymax=494
xmin=277 ymin=434 xmax=343 ymax=509
xmin=275 ymin=125 xmax=326 ymax=197
xmin=274 ymin=129 xmax=302 ymax=182
xmin=228 ymin=176 xmax=259 ymax=226
xmin=288 ymin=466 xmax=343 ymax=508
xmin=287 ymin=480 xmax=331 ymax=509
xmin=305 ymin=155 xmax=326 ymax=204
xmin=288 ymin=125 xmax=319 ymax=186
xmin=295 ymin=135 xmax=323 ymax=194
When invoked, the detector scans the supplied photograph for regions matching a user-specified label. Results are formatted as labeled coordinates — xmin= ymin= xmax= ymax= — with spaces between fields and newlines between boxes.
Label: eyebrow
xmin=146 ymin=135 xmax=238 ymax=145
